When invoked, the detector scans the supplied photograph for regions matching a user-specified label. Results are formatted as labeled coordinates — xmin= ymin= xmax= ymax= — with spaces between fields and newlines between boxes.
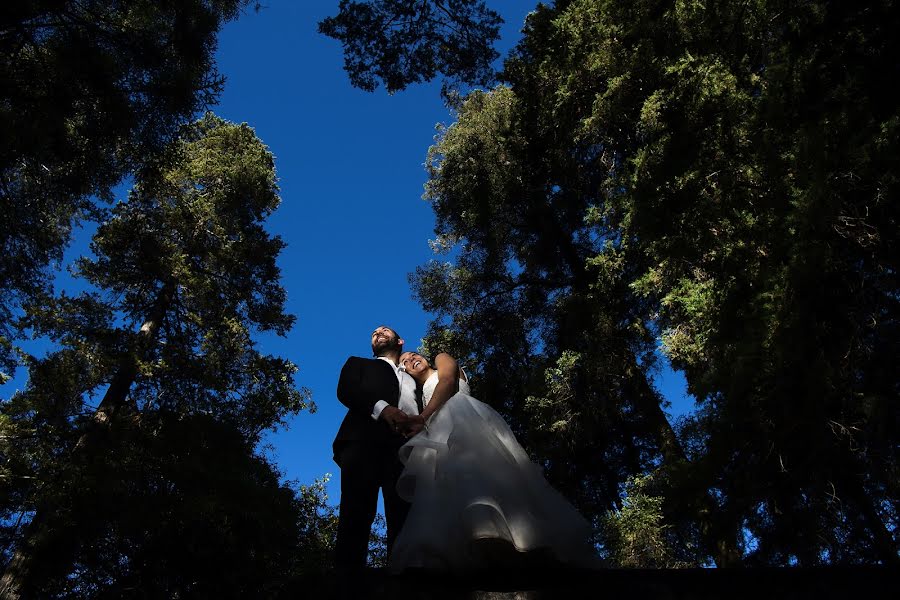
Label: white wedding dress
xmin=389 ymin=372 xmax=599 ymax=571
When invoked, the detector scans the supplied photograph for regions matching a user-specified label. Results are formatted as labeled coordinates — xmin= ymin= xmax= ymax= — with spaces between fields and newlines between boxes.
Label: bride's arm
xmin=419 ymin=353 xmax=460 ymax=421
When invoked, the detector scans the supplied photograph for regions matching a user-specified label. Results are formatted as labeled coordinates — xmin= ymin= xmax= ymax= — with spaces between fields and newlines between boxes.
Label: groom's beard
xmin=373 ymin=337 xmax=401 ymax=356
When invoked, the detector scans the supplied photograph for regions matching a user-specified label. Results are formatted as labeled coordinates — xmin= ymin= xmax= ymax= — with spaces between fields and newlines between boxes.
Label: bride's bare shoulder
xmin=433 ymin=353 xmax=458 ymax=371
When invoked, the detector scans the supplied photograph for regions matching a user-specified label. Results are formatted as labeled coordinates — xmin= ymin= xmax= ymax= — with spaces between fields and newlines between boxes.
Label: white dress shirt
xmin=371 ymin=356 xmax=419 ymax=420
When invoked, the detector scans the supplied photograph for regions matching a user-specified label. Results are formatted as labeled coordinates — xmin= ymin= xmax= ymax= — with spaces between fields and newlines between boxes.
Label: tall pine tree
xmin=0 ymin=114 xmax=315 ymax=596
xmin=407 ymin=0 xmax=898 ymax=565
xmin=1 ymin=0 xmax=254 ymax=381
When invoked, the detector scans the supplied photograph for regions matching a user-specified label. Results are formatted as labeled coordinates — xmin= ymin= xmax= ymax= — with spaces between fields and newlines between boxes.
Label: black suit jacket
xmin=333 ymin=356 xmax=402 ymax=463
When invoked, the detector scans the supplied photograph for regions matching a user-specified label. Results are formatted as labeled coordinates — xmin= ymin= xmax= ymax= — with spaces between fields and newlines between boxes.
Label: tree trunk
xmin=837 ymin=458 xmax=900 ymax=565
xmin=536 ymin=183 xmax=744 ymax=565
xmin=75 ymin=281 xmax=174 ymax=448
xmin=521 ymin=144 xmax=743 ymax=564
xmin=0 ymin=282 xmax=174 ymax=599
xmin=628 ymin=364 xmax=743 ymax=567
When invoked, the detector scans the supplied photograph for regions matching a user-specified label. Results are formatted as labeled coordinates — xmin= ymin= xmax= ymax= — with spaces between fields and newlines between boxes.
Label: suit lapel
xmin=372 ymin=358 xmax=400 ymax=402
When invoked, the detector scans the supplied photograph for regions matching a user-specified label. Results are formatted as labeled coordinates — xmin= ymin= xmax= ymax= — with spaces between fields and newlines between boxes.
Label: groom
xmin=333 ymin=325 xmax=420 ymax=574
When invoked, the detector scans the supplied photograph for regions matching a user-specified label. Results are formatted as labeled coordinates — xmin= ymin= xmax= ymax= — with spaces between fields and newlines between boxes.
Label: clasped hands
xmin=381 ymin=406 xmax=426 ymax=437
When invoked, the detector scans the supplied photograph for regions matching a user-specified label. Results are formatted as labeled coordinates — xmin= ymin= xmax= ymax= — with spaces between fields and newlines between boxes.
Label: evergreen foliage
xmin=318 ymin=0 xmax=502 ymax=96
xmin=0 ymin=0 xmax=253 ymax=379
xmin=409 ymin=0 xmax=900 ymax=566
xmin=602 ymin=474 xmax=693 ymax=568
xmin=0 ymin=116 xmax=320 ymax=596
xmin=2 ymin=0 xmax=897 ymax=586
xmin=5 ymin=413 xmax=324 ymax=598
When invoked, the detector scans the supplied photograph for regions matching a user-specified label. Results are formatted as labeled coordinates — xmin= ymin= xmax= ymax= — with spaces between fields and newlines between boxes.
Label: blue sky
xmin=209 ymin=0 xmax=694 ymax=500
xmin=6 ymin=1 xmax=693 ymax=504
xmin=210 ymin=0 xmax=542 ymax=499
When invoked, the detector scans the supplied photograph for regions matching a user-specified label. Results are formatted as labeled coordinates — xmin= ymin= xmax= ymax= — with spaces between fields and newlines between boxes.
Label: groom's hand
xmin=380 ymin=406 xmax=410 ymax=433
xmin=402 ymin=415 xmax=426 ymax=438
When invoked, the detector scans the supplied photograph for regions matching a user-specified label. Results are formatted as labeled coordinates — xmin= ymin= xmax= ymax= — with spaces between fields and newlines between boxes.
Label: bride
xmin=390 ymin=351 xmax=600 ymax=571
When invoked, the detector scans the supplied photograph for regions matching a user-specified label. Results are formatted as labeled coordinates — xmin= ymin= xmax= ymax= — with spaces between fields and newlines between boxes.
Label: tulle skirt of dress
xmin=389 ymin=392 xmax=599 ymax=572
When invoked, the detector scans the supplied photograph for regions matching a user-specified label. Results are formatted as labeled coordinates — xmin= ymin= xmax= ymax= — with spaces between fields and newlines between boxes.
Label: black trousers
xmin=334 ymin=441 xmax=410 ymax=571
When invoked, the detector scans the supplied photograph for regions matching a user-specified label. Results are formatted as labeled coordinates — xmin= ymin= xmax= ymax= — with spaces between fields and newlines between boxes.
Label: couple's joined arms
xmin=337 ymin=354 xmax=462 ymax=435
xmin=402 ymin=353 xmax=459 ymax=435
xmin=381 ymin=406 xmax=412 ymax=429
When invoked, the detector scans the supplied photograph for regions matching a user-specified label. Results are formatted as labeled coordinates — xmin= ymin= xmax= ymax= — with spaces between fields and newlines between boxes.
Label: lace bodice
xmin=422 ymin=371 xmax=470 ymax=407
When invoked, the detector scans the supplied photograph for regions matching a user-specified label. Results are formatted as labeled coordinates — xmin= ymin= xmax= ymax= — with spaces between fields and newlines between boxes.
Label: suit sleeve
xmin=337 ymin=357 xmax=382 ymax=418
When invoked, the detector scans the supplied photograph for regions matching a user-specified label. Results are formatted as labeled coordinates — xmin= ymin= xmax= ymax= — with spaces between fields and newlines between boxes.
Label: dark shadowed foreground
xmin=295 ymin=566 xmax=895 ymax=599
